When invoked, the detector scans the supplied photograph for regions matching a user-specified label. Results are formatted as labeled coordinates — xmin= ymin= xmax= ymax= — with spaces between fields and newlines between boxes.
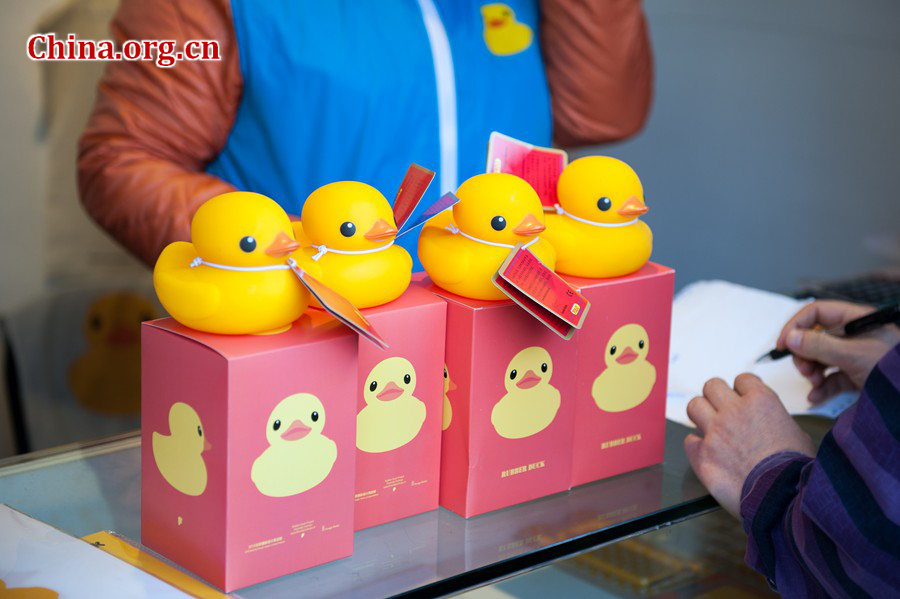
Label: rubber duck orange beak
xmin=265 ymin=231 xmax=301 ymax=256
xmin=513 ymin=213 xmax=545 ymax=236
xmin=616 ymin=196 xmax=649 ymax=216
xmin=364 ymin=218 xmax=398 ymax=241
xmin=203 ymin=439 xmax=212 ymax=452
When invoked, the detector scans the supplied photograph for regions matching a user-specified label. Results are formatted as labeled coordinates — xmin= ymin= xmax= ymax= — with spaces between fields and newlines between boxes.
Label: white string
xmin=445 ymin=225 xmax=539 ymax=250
xmin=310 ymin=241 xmax=394 ymax=262
xmin=189 ymin=257 xmax=292 ymax=272
xmin=553 ymin=204 xmax=638 ymax=228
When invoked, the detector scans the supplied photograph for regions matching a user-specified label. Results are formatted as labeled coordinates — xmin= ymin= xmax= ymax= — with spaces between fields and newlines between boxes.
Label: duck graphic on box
xmin=252 ymin=393 xmax=338 ymax=497
xmin=426 ymin=280 xmax=576 ymax=518
xmin=491 ymin=346 xmax=561 ymax=439
xmin=351 ymin=285 xmax=447 ymax=531
xmin=141 ymin=312 xmax=358 ymax=592
xmin=563 ymin=263 xmax=674 ymax=488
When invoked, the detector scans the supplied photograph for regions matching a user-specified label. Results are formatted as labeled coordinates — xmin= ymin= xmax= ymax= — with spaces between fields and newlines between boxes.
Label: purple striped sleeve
xmin=740 ymin=343 xmax=900 ymax=598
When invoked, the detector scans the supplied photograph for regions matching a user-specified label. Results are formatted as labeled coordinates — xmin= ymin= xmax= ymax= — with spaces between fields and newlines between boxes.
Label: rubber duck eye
xmin=311 ymin=411 xmax=319 ymax=422
xmin=272 ymin=419 xmax=281 ymax=431
xmin=239 ymin=236 xmax=257 ymax=252
xmin=639 ymin=339 xmax=645 ymax=349
xmin=404 ymin=374 xmax=411 ymax=384
xmin=443 ymin=368 xmax=448 ymax=379
xmin=502 ymin=9 xmax=510 ymax=16
xmin=490 ymin=216 xmax=506 ymax=231
xmin=610 ymin=345 xmax=617 ymax=355
xmin=197 ymin=425 xmax=202 ymax=437
xmin=541 ymin=363 xmax=548 ymax=373
xmin=369 ymin=380 xmax=377 ymax=392
xmin=597 ymin=197 xmax=612 ymax=211
xmin=509 ymin=369 xmax=517 ymax=380
xmin=340 ymin=222 xmax=356 ymax=237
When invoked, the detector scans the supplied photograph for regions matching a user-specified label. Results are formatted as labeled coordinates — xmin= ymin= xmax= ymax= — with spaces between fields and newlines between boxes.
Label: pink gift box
xmin=353 ymin=286 xmax=447 ymax=530
xmin=425 ymin=282 xmax=576 ymax=518
xmin=564 ymin=263 xmax=675 ymax=487
xmin=141 ymin=313 xmax=358 ymax=591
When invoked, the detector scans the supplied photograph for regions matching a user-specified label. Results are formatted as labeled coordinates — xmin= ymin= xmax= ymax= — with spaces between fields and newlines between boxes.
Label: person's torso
xmin=206 ymin=0 xmax=552 ymax=265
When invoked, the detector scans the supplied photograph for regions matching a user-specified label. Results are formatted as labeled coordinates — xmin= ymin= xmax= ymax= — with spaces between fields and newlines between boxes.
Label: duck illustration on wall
xmin=491 ymin=347 xmax=561 ymax=439
xmin=592 ymin=324 xmax=657 ymax=412
xmin=69 ymin=291 xmax=158 ymax=415
xmin=152 ymin=402 xmax=211 ymax=496
xmin=252 ymin=393 xmax=337 ymax=497
xmin=442 ymin=364 xmax=458 ymax=431
xmin=481 ymin=3 xmax=533 ymax=56
xmin=357 ymin=357 xmax=426 ymax=453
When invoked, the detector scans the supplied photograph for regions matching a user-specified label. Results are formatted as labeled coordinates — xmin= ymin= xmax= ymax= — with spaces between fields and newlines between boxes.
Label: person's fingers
xmin=793 ymin=355 xmax=826 ymax=386
xmin=785 ymin=328 xmax=849 ymax=368
xmin=808 ymin=371 xmax=856 ymax=404
xmin=733 ymin=372 xmax=770 ymax=396
xmin=683 ymin=433 xmax=703 ymax=471
xmin=776 ymin=300 xmax=870 ymax=349
xmin=793 ymin=355 xmax=817 ymax=377
xmin=687 ymin=396 xmax=716 ymax=432
xmin=702 ymin=377 xmax=734 ymax=409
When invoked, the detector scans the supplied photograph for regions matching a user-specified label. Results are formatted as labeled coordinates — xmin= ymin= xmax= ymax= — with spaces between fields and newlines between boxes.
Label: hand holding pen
xmin=760 ymin=300 xmax=900 ymax=404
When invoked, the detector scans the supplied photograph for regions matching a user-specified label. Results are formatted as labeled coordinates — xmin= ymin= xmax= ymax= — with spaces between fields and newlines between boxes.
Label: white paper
xmin=0 ymin=504 xmax=190 ymax=597
xmin=666 ymin=280 xmax=856 ymax=427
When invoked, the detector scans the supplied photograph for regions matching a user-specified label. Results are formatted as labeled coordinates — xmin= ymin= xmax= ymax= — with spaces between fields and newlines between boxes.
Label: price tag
xmin=492 ymin=245 xmax=590 ymax=339
xmin=289 ymin=262 xmax=388 ymax=349
xmin=396 ymin=192 xmax=460 ymax=239
xmin=486 ymin=132 xmax=568 ymax=210
xmin=392 ymin=164 xmax=436 ymax=229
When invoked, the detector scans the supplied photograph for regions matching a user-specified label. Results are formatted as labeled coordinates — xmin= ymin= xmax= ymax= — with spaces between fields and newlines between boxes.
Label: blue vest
xmin=207 ymin=0 xmax=552 ymax=268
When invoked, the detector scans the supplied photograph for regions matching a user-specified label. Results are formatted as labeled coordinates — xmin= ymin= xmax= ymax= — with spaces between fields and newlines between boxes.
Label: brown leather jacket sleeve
xmin=540 ymin=0 xmax=653 ymax=147
xmin=77 ymin=0 xmax=240 ymax=267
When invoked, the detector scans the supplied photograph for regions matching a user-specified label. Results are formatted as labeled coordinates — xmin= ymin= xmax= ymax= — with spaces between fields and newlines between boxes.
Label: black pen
xmin=757 ymin=302 xmax=900 ymax=363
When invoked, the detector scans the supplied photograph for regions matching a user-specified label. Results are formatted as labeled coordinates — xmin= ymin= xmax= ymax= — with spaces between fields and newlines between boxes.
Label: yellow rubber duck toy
xmin=543 ymin=156 xmax=652 ymax=278
xmin=442 ymin=364 xmax=458 ymax=431
xmin=357 ymin=357 xmax=426 ymax=453
xmin=491 ymin=346 xmax=561 ymax=439
xmin=481 ymin=3 xmax=533 ymax=56
xmin=295 ymin=181 xmax=411 ymax=309
xmin=252 ymin=393 xmax=337 ymax=497
xmin=152 ymin=402 xmax=211 ymax=496
xmin=153 ymin=191 xmax=310 ymax=335
xmin=69 ymin=291 xmax=158 ymax=415
xmin=419 ymin=173 xmax=556 ymax=300
xmin=592 ymin=323 xmax=657 ymax=412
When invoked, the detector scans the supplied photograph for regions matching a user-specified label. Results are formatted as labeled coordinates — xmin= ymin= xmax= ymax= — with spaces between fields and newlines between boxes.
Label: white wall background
xmin=584 ymin=0 xmax=900 ymax=292
xmin=0 ymin=0 xmax=59 ymax=312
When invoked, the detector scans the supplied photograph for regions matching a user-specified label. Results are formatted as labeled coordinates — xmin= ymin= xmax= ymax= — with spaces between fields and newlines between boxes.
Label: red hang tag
xmin=486 ymin=132 xmax=568 ymax=210
xmin=289 ymin=262 xmax=388 ymax=349
xmin=492 ymin=245 xmax=590 ymax=340
xmin=392 ymin=164 xmax=436 ymax=229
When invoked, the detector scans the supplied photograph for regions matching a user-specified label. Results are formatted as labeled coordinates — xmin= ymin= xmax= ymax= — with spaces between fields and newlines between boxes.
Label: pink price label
xmin=486 ymin=132 xmax=568 ymax=209
xmin=392 ymin=164 xmax=435 ymax=229
xmin=492 ymin=245 xmax=590 ymax=339
xmin=289 ymin=263 xmax=388 ymax=349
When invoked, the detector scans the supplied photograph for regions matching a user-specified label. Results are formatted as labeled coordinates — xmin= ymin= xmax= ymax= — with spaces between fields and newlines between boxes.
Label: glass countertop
xmin=0 ymin=421 xmax=716 ymax=597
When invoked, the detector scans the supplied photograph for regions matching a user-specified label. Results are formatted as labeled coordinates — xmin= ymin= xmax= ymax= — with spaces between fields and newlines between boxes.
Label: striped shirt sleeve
xmin=739 ymin=343 xmax=900 ymax=598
